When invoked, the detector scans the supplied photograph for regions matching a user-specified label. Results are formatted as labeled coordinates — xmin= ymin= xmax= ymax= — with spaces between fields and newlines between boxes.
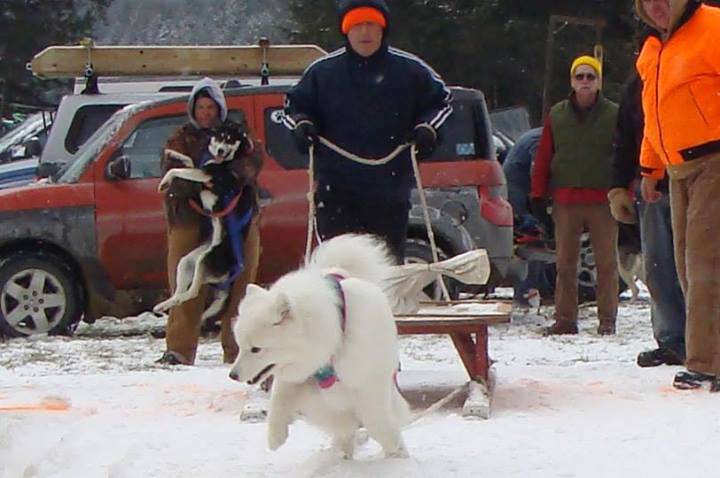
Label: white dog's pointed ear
xmin=274 ymin=292 xmax=292 ymax=326
xmin=246 ymin=283 xmax=266 ymax=296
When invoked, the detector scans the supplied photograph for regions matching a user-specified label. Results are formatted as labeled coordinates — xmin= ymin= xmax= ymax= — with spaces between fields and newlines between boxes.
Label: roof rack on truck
xmin=28 ymin=38 xmax=327 ymax=94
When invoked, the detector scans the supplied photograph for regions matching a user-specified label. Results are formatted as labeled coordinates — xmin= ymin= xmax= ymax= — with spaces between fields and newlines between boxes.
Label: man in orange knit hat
xmin=282 ymin=0 xmax=452 ymax=263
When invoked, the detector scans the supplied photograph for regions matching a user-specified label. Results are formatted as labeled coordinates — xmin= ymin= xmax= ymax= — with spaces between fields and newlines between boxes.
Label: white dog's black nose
xmin=228 ymin=370 xmax=240 ymax=382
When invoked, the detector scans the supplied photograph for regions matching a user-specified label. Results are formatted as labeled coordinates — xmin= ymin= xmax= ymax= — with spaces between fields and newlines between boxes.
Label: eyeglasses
xmin=574 ymin=73 xmax=597 ymax=81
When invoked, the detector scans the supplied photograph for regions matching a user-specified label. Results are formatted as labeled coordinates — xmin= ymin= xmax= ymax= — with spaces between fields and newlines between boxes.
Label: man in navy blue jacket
xmin=282 ymin=0 xmax=452 ymax=262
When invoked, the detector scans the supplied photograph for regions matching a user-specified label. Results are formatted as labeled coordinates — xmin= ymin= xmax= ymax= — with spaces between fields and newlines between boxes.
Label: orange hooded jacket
xmin=636 ymin=0 xmax=720 ymax=179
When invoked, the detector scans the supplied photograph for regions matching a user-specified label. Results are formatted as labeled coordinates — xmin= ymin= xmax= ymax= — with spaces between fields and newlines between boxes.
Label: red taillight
xmin=479 ymin=185 xmax=513 ymax=226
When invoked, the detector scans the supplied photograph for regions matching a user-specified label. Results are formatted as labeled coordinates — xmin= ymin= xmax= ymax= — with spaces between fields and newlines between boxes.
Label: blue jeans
xmin=513 ymin=260 xmax=553 ymax=302
xmin=638 ymin=193 xmax=686 ymax=359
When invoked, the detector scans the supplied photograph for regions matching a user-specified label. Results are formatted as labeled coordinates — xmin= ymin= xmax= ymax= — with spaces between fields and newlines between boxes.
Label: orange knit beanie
xmin=341 ymin=6 xmax=387 ymax=34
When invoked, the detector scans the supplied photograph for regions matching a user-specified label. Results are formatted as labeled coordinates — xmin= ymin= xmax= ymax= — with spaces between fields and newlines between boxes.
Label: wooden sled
xmin=395 ymin=300 xmax=512 ymax=419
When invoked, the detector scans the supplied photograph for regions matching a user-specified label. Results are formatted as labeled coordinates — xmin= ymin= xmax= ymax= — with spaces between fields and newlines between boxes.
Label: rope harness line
xmin=305 ymin=136 xmax=450 ymax=300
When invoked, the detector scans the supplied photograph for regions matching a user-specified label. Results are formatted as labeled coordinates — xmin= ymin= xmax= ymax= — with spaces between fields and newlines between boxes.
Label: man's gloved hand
xmin=530 ymin=197 xmax=553 ymax=232
xmin=607 ymin=187 xmax=638 ymax=224
xmin=404 ymin=124 xmax=437 ymax=160
xmin=292 ymin=121 xmax=318 ymax=154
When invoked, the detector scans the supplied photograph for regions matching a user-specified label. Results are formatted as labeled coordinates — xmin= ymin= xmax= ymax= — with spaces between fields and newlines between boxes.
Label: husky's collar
xmin=313 ymin=273 xmax=347 ymax=389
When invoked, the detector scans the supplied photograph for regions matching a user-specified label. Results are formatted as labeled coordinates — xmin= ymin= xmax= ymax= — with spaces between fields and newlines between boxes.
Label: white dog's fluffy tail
xmin=309 ymin=234 xmax=395 ymax=286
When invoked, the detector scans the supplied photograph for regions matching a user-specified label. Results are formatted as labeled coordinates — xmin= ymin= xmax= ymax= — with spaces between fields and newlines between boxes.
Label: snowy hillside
xmin=95 ymin=0 xmax=293 ymax=45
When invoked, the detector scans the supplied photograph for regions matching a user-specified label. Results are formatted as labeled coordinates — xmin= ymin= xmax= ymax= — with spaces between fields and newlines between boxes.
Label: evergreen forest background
xmin=1 ymin=0 xmax=717 ymax=124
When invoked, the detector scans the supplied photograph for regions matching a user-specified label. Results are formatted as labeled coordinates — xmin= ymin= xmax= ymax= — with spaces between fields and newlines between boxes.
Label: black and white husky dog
xmin=154 ymin=121 xmax=258 ymax=319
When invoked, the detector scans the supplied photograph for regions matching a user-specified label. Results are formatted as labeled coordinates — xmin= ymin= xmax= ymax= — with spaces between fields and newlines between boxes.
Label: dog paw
xmin=153 ymin=302 xmax=171 ymax=314
xmin=267 ymin=425 xmax=288 ymax=450
xmin=157 ymin=179 xmax=171 ymax=192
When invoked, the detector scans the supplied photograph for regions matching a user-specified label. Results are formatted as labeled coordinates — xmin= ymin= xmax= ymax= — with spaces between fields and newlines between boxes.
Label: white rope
xmin=408 ymin=143 xmax=451 ymax=300
xmin=304 ymin=136 xmax=451 ymax=301
xmin=304 ymin=143 xmax=317 ymax=263
xmin=404 ymin=382 xmax=469 ymax=429
xmin=317 ymin=136 xmax=409 ymax=165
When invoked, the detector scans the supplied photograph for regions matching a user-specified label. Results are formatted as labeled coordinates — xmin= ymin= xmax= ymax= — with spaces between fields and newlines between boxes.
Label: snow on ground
xmin=1 ymin=287 xmax=718 ymax=477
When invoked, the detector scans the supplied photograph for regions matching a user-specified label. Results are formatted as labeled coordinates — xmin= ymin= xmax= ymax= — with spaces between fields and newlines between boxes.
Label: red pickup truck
xmin=0 ymin=85 xmax=522 ymax=337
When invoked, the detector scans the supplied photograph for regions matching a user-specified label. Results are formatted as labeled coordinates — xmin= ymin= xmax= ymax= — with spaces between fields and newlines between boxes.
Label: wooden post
xmin=541 ymin=15 xmax=606 ymax=119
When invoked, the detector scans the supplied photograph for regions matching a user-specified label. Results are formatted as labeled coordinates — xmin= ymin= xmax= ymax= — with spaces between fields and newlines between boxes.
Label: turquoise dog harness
xmin=313 ymin=273 xmax=347 ymax=389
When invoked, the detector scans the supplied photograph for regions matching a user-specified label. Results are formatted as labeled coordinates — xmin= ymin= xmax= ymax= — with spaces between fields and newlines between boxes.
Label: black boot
xmin=673 ymin=370 xmax=714 ymax=390
xmin=636 ymin=348 xmax=684 ymax=368
xmin=711 ymin=378 xmax=720 ymax=393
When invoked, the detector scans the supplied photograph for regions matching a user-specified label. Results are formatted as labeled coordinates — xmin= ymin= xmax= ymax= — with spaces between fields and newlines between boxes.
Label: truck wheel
xmin=404 ymin=238 xmax=459 ymax=301
xmin=577 ymin=234 xmax=599 ymax=302
xmin=0 ymin=252 xmax=82 ymax=337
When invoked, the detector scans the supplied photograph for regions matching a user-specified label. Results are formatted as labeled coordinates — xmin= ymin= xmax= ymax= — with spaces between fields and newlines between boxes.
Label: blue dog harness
xmin=313 ymin=273 xmax=347 ymax=389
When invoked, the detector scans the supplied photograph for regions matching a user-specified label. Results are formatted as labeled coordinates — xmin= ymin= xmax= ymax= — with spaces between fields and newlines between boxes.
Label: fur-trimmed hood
xmin=187 ymin=77 xmax=228 ymax=129
xmin=635 ymin=0 xmax=700 ymax=38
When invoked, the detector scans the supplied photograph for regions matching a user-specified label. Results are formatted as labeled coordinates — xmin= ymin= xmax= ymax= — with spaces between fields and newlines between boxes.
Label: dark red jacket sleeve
xmin=530 ymin=116 xmax=554 ymax=199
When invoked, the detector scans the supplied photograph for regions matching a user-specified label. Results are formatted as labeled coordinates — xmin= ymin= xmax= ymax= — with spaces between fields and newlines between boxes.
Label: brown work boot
xmin=597 ymin=321 xmax=616 ymax=336
xmin=544 ymin=320 xmax=578 ymax=335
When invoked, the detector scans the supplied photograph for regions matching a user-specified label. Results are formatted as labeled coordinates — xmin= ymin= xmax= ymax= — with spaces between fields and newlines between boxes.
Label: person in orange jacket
xmin=635 ymin=0 xmax=720 ymax=392
xmin=530 ymin=55 xmax=619 ymax=336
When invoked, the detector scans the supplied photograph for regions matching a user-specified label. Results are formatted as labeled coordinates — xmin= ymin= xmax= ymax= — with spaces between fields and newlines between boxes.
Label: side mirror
xmin=105 ymin=154 xmax=131 ymax=180
xmin=22 ymin=137 xmax=43 ymax=158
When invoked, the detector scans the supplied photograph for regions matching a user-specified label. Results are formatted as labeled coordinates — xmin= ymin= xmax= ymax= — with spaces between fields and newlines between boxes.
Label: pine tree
xmin=0 ymin=0 xmax=109 ymax=114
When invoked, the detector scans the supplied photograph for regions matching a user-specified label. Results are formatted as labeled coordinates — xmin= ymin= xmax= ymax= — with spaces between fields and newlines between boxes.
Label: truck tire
xmin=0 ymin=252 xmax=82 ymax=337
xmin=404 ymin=238 xmax=460 ymax=301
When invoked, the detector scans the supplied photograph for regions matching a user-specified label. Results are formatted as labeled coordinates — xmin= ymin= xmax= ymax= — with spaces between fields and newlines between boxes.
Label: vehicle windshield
xmin=53 ymin=103 xmax=145 ymax=183
xmin=0 ymin=113 xmax=51 ymax=155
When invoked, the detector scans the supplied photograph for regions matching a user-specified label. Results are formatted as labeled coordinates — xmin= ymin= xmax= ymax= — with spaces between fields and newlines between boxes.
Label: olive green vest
xmin=549 ymin=95 xmax=618 ymax=189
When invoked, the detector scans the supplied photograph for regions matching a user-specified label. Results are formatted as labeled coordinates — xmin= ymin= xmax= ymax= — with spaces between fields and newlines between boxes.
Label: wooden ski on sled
xmin=28 ymin=39 xmax=327 ymax=79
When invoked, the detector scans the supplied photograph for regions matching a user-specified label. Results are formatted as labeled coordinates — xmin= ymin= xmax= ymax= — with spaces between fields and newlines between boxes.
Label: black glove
xmin=404 ymin=124 xmax=437 ymax=160
xmin=292 ymin=121 xmax=318 ymax=154
xmin=530 ymin=197 xmax=553 ymax=232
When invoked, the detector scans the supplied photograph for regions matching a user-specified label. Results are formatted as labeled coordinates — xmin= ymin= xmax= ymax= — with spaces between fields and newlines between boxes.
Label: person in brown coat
xmin=635 ymin=0 xmax=720 ymax=392
xmin=156 ymin=77 xmax=261 ymax=366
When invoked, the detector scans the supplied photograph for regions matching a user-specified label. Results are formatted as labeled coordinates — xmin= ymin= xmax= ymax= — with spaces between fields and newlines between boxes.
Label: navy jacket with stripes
xmin=283 ymin=42 xmax=452 ymax=201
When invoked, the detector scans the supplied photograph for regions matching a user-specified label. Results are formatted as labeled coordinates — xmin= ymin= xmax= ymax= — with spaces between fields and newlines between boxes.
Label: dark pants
xmin=638 ymin=192 xmax=686 ymax=360
xmin=315 ymin=185 xmax=409 ymax=264
xmin=513 ymin=260 xmax=553 ymax=302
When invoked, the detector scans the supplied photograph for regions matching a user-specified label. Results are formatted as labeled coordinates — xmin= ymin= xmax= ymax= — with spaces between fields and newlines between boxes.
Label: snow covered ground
xmin=1 ymin=288 xmax=718 ymax=477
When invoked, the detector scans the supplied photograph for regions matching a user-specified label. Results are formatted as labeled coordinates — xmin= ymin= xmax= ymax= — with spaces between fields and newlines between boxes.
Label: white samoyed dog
xmin=229 ymin=234 xmax=411 ymax=459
